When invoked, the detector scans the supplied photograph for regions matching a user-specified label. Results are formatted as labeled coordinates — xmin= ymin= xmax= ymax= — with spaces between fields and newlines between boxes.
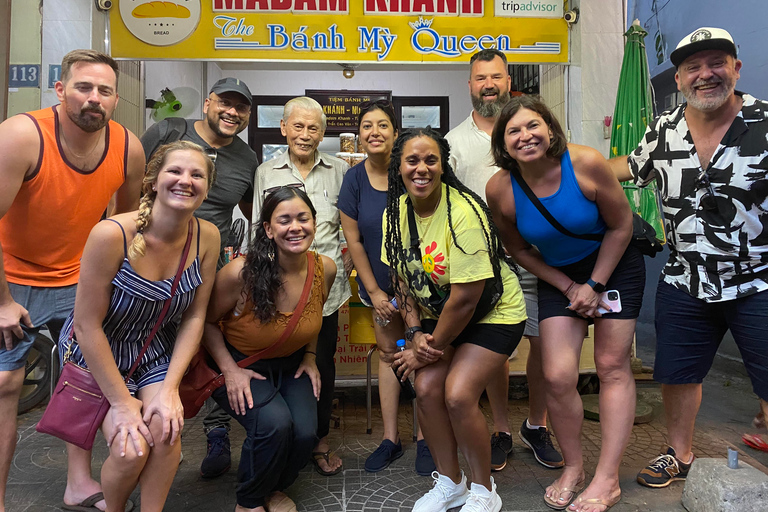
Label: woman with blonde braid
xmin=58 ymin=141 xmax=220 ymax=512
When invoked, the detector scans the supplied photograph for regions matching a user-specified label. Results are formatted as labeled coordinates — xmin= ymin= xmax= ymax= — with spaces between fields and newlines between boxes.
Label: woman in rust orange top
xmin=203 ymin=186 xmax=336 ymax=512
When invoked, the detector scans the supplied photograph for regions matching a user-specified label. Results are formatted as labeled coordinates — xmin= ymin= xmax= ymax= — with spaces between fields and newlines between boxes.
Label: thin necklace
xmin=60 ymin=122 xmax=101 ymax=160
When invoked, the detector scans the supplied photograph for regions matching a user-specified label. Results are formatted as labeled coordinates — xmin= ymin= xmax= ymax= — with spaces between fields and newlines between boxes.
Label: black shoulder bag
xmin=405 ymin=196 xmax=503 ymax=324
xmin=509 ymin=168 xmax=663 ymax=257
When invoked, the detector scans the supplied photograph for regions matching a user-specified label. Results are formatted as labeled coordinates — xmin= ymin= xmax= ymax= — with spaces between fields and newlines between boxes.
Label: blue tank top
xmin=511 ymin=150 xmax=605 ymax=266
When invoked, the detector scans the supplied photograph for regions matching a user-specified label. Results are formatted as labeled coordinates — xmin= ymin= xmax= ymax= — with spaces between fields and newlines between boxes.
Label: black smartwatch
xmin=586 ymin=278 xmax=606 ymax=293
xmin=404 ymin=326 xmax=423 ymax=341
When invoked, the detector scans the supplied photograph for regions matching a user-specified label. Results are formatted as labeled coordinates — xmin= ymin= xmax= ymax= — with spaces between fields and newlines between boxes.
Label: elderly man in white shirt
xmin=252 ymin=96 xmax=351 ymax=476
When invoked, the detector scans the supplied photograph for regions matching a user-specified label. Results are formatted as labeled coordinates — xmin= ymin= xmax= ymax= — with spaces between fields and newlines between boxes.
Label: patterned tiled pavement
xmin=8 ymin=371 xmax=768 ymax=511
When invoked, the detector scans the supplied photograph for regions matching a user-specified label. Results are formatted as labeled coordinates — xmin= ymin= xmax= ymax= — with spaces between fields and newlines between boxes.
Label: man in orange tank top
xmin=0 ymin=50 xmax=144 ymax=512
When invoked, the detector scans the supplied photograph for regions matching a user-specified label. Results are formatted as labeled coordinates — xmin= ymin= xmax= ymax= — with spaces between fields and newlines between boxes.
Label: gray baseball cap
xmin=209 ymin=77 xmax=252 ymax=105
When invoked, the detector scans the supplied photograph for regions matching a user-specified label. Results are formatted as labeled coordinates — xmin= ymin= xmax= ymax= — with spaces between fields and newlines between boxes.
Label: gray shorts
xmin=518 ymin=268 xmax=539 ymax=338
xmin=0 ymin=283 xmax=77 ymax=371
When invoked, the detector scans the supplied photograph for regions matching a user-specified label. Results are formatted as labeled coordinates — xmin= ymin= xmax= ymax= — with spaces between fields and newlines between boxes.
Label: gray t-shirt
xmin=141 ymin=119 xmax=257 ymax=265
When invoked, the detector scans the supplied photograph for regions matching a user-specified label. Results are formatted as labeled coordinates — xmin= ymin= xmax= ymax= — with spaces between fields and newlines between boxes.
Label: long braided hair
xmin=242 ymin=186 xmax=317 ymax=323
xmin=383 ymin=126 xmax=506 ymax=316
xmin=128 ymin=140 xmax=216 ymax=260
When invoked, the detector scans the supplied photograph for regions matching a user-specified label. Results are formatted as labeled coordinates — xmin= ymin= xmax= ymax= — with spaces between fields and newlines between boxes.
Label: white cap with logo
xmin=670 ymin=27 xmax=738 ymax=67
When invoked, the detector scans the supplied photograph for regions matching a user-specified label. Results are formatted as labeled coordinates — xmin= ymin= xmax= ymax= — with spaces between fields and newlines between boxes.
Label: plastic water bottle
xmin=374 ymin=297 xmax=398 ymax=327
xmin=394 ymin=338 xmax=417 ymax=400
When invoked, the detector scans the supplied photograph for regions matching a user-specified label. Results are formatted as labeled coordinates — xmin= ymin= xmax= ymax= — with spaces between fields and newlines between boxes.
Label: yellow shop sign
xmin=111 ymin=0 xmax=568 ymax=63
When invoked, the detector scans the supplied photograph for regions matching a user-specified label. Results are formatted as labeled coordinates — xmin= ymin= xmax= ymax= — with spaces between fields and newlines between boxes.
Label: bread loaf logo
xmin=120 ymin=0 xmax=201 ymax=46
xmin=132 ymin=1 xmax=191 ymax=18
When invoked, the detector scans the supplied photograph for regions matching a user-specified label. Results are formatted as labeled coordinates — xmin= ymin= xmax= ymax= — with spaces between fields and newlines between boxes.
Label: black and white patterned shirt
xmin=629 ymin=92 xmax=768 ymax=302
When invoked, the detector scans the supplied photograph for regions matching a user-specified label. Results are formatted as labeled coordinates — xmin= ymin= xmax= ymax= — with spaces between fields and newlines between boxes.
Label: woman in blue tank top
xmin=486 ymin=96 xmax=645 ymax=512
xmin=61 ymin=141 xmax=220 ymax=512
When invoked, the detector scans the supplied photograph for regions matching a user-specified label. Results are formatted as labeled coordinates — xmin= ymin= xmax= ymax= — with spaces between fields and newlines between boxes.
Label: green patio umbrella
xmin=611 ymin=20 xmax=666 ymax=244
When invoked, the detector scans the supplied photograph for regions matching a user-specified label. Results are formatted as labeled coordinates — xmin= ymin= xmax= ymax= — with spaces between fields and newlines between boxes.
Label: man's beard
xmin=471 ymin=88 xmax=511 ymax=118
xmin=206 ymin=112 xmax=243 ymax=139
xmin=681 ymin=76 xmax=735 ymax=112
xmin=66 ymin=102 xmax=108 ymax=133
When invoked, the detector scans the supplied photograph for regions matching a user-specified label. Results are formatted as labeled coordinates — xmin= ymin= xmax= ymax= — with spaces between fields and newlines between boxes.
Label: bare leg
xmin=236 ymin=507 xmax=266 ymax=512
xmin=539 ymin=317 xmax=587 ymax=504
xmin=526 ymin=335 xmax=548 ymax=426
xmin=756 ymin=399 xmax=768 ymax=429
xmin=662 ymin=383 xmax=702 ymax=464
xmin=100 ymin=407 xmax=150 ymax=512
xmin=373 ymin=312 xmax=405 ymax=443
xmin=485 ymin=360 xmax=510 ymax=433
xmin=0 ymin=368 xmax=24 ymax=512
xmin=445 ymin=345 xmax=509 ymax=490
xmin=136 ymin=384 xmax=182 ymax=512
xmin=414 ymin=348 xmax=461 ymax=482
xmin=64 ymin=445 xmax=105 ymax=511
xmin=572 ymin=318 xmax=636 ymax=511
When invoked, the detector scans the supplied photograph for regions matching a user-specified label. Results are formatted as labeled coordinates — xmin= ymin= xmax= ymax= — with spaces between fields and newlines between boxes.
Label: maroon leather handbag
xmin=179 ymin=252 xmax=316 ymax=419
xmin=36 ymin=220 xmax=193 ymax=450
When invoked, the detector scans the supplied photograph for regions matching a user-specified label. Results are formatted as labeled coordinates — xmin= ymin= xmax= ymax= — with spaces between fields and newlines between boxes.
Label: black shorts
xmin=421 ymin=319 xmax=525 ymax=357
xmin=538 ymin=245 xmax=646 ymax=322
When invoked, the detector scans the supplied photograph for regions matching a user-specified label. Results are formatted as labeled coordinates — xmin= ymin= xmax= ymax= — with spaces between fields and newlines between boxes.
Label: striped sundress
xmin=59 ymin=218 xmax=203 ymax=394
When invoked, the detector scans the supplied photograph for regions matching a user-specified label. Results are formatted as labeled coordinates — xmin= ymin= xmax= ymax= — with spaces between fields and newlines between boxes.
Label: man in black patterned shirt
xmin=612 ymin=27 xmax=768 ymax=489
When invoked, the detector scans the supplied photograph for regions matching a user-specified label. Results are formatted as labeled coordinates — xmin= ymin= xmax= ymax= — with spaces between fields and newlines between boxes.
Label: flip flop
xmin=61 ymin=493 xmax=135 ymax=512
xmin=569 ymin=492 xmax=621 ymax=512
xmin=743 ymin=433 xmax=768 ymax=452
xmin=310 ymin=450 xmax=343 ymax=476
xmin=544 ymin=477 xmax=585 ymax=510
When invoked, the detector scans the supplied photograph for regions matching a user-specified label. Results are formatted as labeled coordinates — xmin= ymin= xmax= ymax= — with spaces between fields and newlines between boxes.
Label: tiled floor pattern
xmin=6 ymin=385 xmax=758 ymax=511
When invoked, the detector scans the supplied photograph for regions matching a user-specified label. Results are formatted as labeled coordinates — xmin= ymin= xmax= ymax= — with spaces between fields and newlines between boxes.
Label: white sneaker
xmin=460 ymin=478 xmax=501 ymax=512
xmin=413 ymin=471 xmax=469 ymax=512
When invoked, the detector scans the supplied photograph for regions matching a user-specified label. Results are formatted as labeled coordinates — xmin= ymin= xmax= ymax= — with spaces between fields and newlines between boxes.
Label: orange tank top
xmin=220 ymin=253 xmax=327 ymax=358
xmin=0 ymin=106 xmax=128 ymax=287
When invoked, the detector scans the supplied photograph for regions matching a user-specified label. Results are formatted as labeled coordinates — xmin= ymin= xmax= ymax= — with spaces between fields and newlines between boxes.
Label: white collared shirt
xmin=253 ymin=150 xmax=351 ymax=314
xmin=446 ymin=112 xmax=499 ymax=202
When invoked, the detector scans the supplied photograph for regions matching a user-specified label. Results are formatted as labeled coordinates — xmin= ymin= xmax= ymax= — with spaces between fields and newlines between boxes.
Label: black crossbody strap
xmin=509 ymin=167 xmax=603 ymax=242
xmin=405 ymin=198 xmax=446 ymax=300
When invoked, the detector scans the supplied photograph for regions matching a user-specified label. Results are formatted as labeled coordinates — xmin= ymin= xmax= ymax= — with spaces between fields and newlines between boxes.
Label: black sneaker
xmin=518 ymin=420 xmax=564 ymax=469
xmin=415 ymin=439 xmax=436 ymax=476
xmin=365 ymin=439 xmax=404 ymax=472
xmin=637 ymin=446 xmax=694 ymax=488
xmin=490 ymin=432 xmax=514 ymax=471
xmin=200 ymin=427 xmax=231 ymax=479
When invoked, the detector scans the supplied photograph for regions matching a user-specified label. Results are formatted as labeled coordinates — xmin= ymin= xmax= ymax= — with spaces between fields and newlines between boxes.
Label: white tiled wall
xmin=567 ymin=0 xmax=624 ymax=156
xmin=41 ymin=0 xmax=96 ymax=108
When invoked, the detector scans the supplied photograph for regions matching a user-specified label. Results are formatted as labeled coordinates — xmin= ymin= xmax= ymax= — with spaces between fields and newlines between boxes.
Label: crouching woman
xmin=203 ymin=186 xmax=336 ymax=512
xmin=60 ymin=141 xmax=220 ymax=512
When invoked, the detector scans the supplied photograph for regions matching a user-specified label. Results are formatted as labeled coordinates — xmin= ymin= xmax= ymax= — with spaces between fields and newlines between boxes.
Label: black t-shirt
xmin=141 ymin=119 xmax=258 ymax=266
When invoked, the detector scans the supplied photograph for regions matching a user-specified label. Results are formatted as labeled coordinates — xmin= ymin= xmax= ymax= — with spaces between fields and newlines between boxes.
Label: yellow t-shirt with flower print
xmin=381 ymin=183 xmax=527 ymax=325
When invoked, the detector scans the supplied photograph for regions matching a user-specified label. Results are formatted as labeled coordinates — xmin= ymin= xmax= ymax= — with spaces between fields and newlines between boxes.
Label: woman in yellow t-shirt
xmin=384 ymin=127 xmax=527 ymax=512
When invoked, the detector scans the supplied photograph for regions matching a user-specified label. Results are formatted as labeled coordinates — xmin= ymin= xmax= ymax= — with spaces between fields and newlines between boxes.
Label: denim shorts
xmin=0 ymin=283 xmax=77 ymax=371
xmin=654 ymin=281 xmax=768 ymax=400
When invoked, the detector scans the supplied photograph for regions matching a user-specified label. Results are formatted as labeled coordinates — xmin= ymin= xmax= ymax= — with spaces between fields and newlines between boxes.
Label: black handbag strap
xmin=509 ymin=168 xmax=603 ymax=242
xmin=406 ymin=198 xmax=446 ymax=302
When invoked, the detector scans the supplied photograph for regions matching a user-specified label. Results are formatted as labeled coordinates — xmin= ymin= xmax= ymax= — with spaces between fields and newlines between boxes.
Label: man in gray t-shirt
xmin=141 ymin=77 xmax=257 ymax=267
xmin=141 ymin=77 xmax=258 ymax=479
